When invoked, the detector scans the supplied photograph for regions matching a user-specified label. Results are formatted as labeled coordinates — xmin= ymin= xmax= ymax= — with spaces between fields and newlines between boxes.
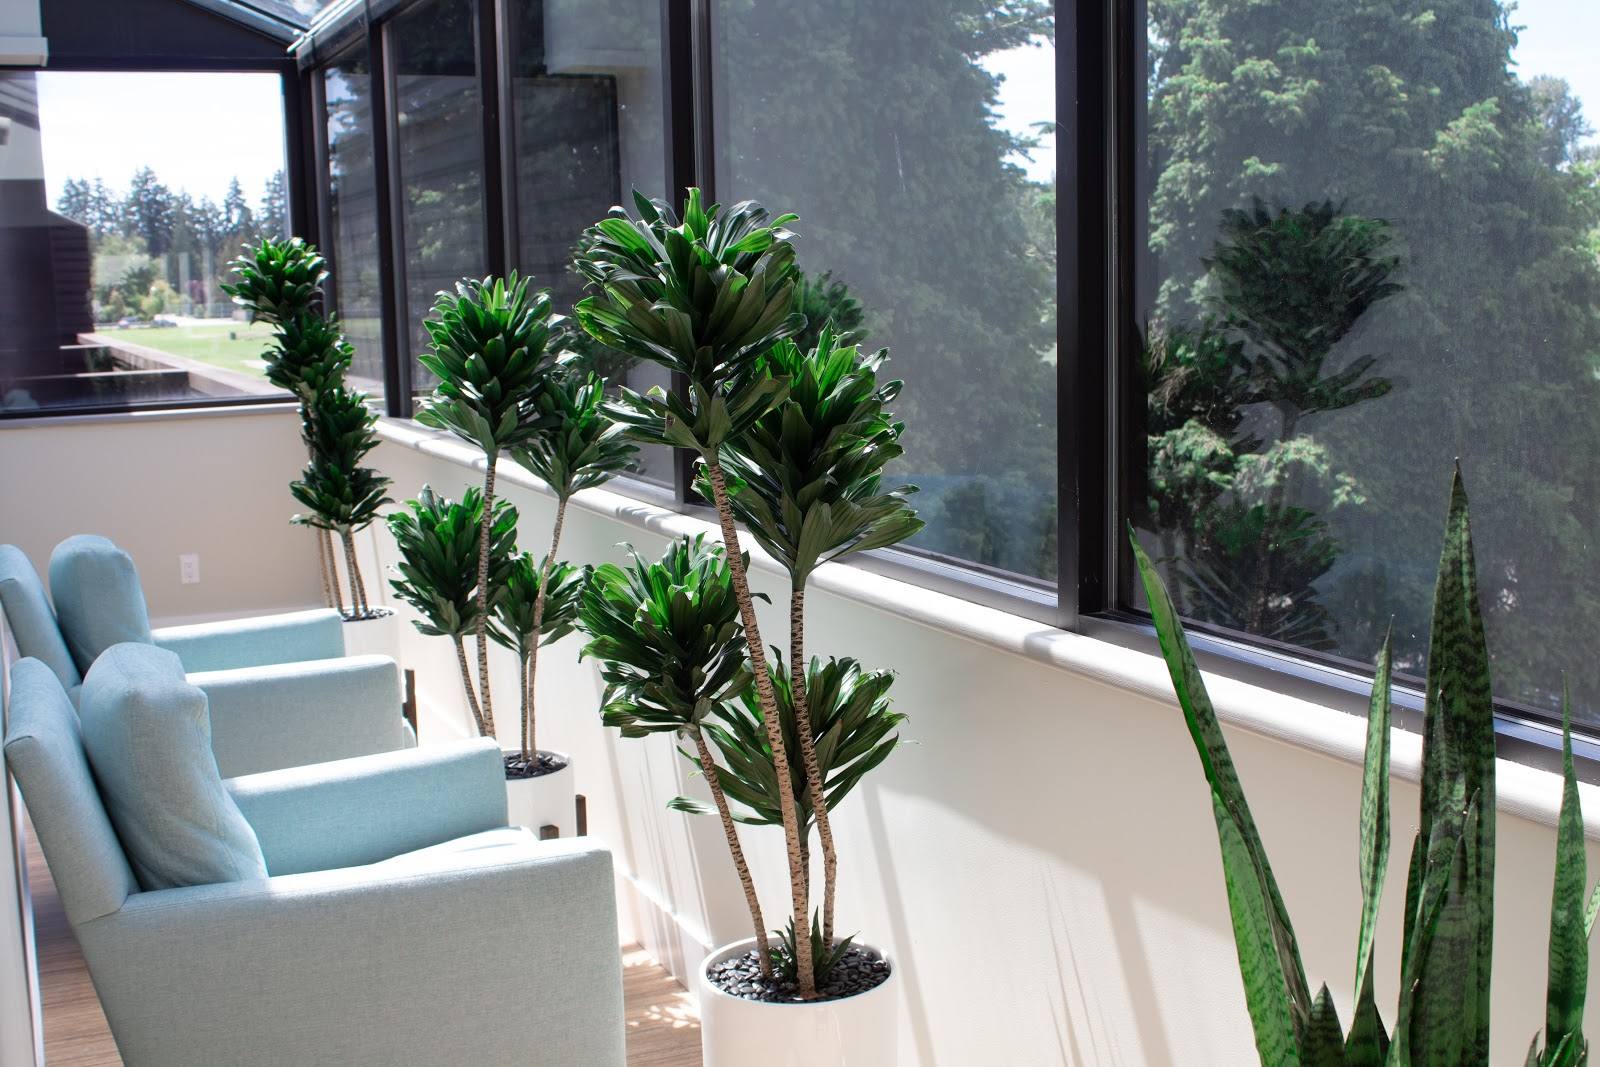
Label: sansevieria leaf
xmin=1539 ymin=681 xmax=1591 ymax=1065
xmin=1134 ymin=531 xmax=1314 ymax=1059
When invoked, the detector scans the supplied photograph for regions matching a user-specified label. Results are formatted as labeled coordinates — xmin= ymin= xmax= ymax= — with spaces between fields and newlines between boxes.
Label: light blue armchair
xmin=4 ymin=656 xmax=627 ymax=1066
xmin=0 ymin=538 xmax=413 ymax=776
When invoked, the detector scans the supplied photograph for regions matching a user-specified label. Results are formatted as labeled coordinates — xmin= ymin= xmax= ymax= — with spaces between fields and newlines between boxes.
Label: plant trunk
xmin=325 ymin=529 xmax=346 ymax=616
xmin=703 ymin=457 xmax=814 ymax=997
xmin=452 ymin=635 xmax=486 ymax=736
xmin=517 ymin=649 xmax=530 ymax=759
xmin=340 ymin=527 xmax=367 ymax=617
xmin=474 ymin=456 xmax=499 ymax=738
xmin=315 ymin=526 xmax=336 ymax=610
xmin=789 ymin=586 xmax=838 ymax=947
xmin=524 ymin=497 xmax=568 ymax=763
xmin=692 ymin=727 xmax=772 ymax=977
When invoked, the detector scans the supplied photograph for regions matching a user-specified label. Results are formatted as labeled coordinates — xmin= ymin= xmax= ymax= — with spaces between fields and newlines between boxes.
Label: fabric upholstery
xmin=77 ymin=644 xmax=266 ymax=890
xmin=189 ymin=654 xmax=413 ymax=778
xmin=77 ymin=836 xmax=625 ymax=1067
xmin=2 ymin=659 xmax=135 ymax=924
xmin=49 ymin=535 xmax=153 ymax=674
xmin=226 ymin=738 xmax=506 ymax=875
xmin=0 ymin=545 xmax=80 ymax=689
xmin=152 ymin=608 xmax=346 ymax=673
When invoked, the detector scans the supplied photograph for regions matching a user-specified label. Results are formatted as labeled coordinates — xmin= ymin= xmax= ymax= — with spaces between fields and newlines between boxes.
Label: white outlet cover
xmin=179 ymin=554 xmax=201 ymax=585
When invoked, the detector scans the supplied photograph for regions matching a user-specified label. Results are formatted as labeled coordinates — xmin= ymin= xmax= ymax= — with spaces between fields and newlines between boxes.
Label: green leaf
xmin=1543 ymin=680 xmax=1589 ymax=1058
xmin=1213 ymin=789 xmax=1303 ymax=1067
xmin=1355 ymin=630 xmax=1394 ymax=1004
xmin=1305 ymin=985 xmax=1347 ymax=1067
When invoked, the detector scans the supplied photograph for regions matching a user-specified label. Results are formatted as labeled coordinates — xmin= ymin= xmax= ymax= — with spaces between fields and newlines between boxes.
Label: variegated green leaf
xmin=1544 ymin=681 xmax=1589 ymax=1060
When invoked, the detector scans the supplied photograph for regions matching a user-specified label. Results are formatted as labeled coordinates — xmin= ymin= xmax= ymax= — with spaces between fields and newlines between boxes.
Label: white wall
xmin=0 ymin=408 xmax=325 ymax=622
xmin=7 ymin=408 xmax=1597 ymax=1065
xmin=371 ymin=424 xmax=1600 ymax=1066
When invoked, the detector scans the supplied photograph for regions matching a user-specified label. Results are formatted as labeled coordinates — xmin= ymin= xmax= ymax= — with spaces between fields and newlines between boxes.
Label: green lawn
xmin=99 ymin=323 xmax=276 ymax=378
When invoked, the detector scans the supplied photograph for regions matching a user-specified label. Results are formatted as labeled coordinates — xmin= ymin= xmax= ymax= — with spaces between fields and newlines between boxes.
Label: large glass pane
xmin=390 ymin=0 xmax=488 ymax=396
xmin=508 ymin=0 xmax=673 ymax=485
xmin=323 ymin=49 xmax=386 ymax=398
xmin=1135 ymin=0 xmax=1600 ymax=725
xmin=5 ymin=70 xmax=290 ymax=414
xmin=711 ymin=2 xmax=1059 ymax=580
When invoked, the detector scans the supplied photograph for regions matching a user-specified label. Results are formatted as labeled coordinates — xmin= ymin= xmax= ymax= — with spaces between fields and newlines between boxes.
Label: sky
xmin=984 ymin=0 xmax=1600 ymax=185
xmin=35 ymin=70 xmax=287 ymax=209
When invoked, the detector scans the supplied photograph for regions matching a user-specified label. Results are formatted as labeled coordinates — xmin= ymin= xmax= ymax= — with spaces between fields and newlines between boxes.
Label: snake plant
xmin=1133 ymin=467 xmax=1599 ymax=1066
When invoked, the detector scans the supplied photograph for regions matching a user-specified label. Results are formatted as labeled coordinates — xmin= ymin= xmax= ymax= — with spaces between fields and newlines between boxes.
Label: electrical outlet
xmin=179 ymin=554 xmax=201 ymax=585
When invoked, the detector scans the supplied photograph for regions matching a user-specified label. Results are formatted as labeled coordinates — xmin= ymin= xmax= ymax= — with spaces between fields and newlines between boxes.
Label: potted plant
xmin=386 ymin=485 xmax=517 ymax=735
xmin=224 ymin=238 xmax=394 ymax=650
xmin=415 ymin=273 xmax=560 ymax=746
xmin=574 ymin=190 xmax=919 ymax=1059
xmin=485 ymin=367 xmax=636 ymax=830
xmin=1132 ymin=468 xmax=1599 ymax=1065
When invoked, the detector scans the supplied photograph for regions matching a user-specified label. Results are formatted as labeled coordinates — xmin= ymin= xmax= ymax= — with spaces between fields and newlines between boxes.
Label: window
xmin=323 ymin=49 xmax=387 ymax=398
xmin=1131 ymin=0 xmax=1600 ymax=726
xmin=505 ymin=0 xmax=675 ymax=486
xmin=6 ymin=69 xmax=292 ymax=414
xmin=710 ymin=1 xmax=1058 ymax=581
xmin=389 ymin=0 xmax=489 ymax=396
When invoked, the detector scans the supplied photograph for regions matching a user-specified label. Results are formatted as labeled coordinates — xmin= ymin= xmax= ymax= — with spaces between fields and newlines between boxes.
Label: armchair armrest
xmin=226 ymin=738 xmax=507 ymax=875
xmin=152 ymin=608 xmax=345 ymax=673
xmin=190 ymin=654 xmax=412 ymax=779
xmin=78 ymin=836 xmax=625 ymax=1067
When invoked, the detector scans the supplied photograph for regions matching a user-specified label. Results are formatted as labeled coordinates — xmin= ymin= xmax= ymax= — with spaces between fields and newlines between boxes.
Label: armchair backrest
xmin=49 ymin=535 xmax=153 ymax=675
xmin=2 ymin=658 xmax=136 ymax=926
xmin=0 ymin=545 xmax=81 ymax=691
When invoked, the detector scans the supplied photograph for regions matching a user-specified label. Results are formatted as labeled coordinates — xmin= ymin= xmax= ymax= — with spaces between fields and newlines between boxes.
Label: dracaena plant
xmin=574 ymin=188 xmax=821 ymax=989
xmin=574 ymin=536 xmax=772 ymax=966
xmin=700 ymin=329 xmax=922 ymax=948
xmin=387 ymin=486 xmax=517 ymax=737
xmin=684 ymin=656 xmax=905 ymax=983
xmin=417 ymin=273 xmax=561 ymax=738
xmin=224 ymin=237 xmax=373 ymax=616
xmin=290 ymin=385 xmax=392 ymax=618
xmin=497 ymin=367 xmax=637 ymax=766
xmin=490 ymin=553 xmax=589 ymax=769
xmin=1132 ymin=468 xmax=1598 ymax=1067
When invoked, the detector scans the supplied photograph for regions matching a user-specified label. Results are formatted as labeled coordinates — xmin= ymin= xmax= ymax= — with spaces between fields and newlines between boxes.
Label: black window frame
xmin=292 ymin=0 xmax=1596 ymax=771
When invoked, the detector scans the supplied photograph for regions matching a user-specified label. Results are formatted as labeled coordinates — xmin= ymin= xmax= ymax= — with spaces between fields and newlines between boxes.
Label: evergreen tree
xmin=88 ymin=178 xmax=120 ymax=237
xmin=56 ymin=178 xmax=93 ymax=225
xmin=258 ymin=170 xmax=289 ymax=240
xmin=223 ymin=177 xmax=256 ymax=253
xmin=713 ymin=0 xmax=1057 ymax=577
xmin=1144 ymin=0 xmax=1600 ymax=718
xmin=124 ymin=166 xmax=174 ymax=256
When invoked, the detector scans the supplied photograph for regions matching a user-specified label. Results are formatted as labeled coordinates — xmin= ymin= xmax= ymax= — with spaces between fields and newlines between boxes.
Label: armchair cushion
xmin=77 ymin=836 xmax=625 ymax=1067
xmin=188 ymin=654 xmax=412 ymax=778
xmin=2 ymin=658 xmax=135 ymax=925
xmin=152 ymin=608 xmax=346 ymax=673
xmin=0 ymin=545 xmax=80 ymax=689
xmin=78 ymin=644 xmax=265 ymax=890
xmin=49 ymin=535 xmax=153 ymax=674
xmin=226 ymin=738 xmax=507 ymax=875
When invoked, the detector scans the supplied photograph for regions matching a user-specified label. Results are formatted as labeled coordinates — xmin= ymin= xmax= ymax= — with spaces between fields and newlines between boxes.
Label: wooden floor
xmin=25 ymin=829 xmax=701 ymax=1065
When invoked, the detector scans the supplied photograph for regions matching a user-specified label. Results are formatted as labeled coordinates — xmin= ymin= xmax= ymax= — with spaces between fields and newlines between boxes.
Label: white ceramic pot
xmin=698 ymin=937 xmax=899 ymax=1066
xmin=341 ymin=607 xmax=400 ymax=662
xmin=503 ymin=750 xmax=576 ymax=838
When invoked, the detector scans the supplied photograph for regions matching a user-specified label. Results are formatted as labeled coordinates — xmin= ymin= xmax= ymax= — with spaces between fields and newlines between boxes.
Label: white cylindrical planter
xmin=503 ymin=751 xmax=576 ymax=837
xmin=698 ymin=938 xmax=898 ymax=1066
xmin=341 ymin=607 xmax=400 ymax=662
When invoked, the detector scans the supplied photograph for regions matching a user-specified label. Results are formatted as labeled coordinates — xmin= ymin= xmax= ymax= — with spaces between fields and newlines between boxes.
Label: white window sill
xmin=376 ymin=417 xmax=1595 ymax=836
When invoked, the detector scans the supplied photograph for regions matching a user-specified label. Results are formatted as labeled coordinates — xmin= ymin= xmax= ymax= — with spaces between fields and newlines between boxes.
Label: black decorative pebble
xmin=707 ymin=947 xmax=891 ymax=1004
xmin=341 ymin=606 xmax=395 ymax=623
xmin=504 ymin=751 xmax=569 ymax=779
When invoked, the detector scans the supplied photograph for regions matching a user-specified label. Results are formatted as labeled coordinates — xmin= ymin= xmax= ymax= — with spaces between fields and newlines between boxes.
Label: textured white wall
xmin=0 ymin=408 xmax=324 ymax=622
